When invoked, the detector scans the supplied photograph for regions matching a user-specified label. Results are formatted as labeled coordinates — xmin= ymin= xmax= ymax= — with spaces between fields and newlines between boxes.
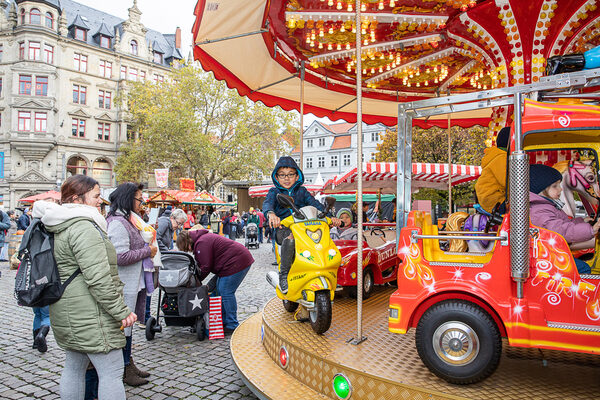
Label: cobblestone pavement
xmin=0 ymin=238 xmax=278 ymax=399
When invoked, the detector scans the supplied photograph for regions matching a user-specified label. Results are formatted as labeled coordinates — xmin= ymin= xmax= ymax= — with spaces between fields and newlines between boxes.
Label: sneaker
xmin=137 ymin=322 xmax=146 ymax=329
xmin=278 ymin=277 xmax=288 ymax=294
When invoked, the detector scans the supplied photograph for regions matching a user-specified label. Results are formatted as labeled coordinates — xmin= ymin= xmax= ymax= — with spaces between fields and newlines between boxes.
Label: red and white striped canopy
xmin=248 ymin=184 xmax=323 ymax=198
xmin=323 ymin=162 xmax=481 ymax=194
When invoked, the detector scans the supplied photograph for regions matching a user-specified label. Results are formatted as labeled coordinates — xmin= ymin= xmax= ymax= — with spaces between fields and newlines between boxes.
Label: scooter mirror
xmin=276 ymin=193 xmax=305 ymax=219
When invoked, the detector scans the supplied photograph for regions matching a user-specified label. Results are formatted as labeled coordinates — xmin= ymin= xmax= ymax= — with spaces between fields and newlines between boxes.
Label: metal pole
xmin=299 ymin=61 xmax=305 ymax=169
xmin=447 ymin=114 xmax=452 ymax=213
xmin=396 ymin=111 xmax=405 ymax=241
xmin=352 ymin=0 xmax=366 ymax=345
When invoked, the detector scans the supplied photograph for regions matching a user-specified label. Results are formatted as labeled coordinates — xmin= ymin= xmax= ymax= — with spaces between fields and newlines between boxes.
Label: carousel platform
xmin=231 ymin=288 xmax=600 ymax=400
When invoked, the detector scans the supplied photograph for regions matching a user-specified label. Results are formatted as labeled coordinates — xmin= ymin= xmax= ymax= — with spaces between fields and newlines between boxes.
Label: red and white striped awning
xmin=248 ymin=184 xmax=323 ymax=198
xmin=323 ymin=162 xmax=481 ymax=193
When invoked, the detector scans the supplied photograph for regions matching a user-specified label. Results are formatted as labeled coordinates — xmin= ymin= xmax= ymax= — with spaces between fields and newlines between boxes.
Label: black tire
xmin=145 ymin=317 xmax=156 ymax=341
xmin=309 ymin=291 xmax=332 ymax=334
xmin=283 ymin=299 xmax=299 ymax=313
xmin=348 ymin=267 xmax=374 ymax=300
xmin=196 ymin=317 xmax=206 ymax=341
xmin=415 ymin=300 xmax=502 ymax=385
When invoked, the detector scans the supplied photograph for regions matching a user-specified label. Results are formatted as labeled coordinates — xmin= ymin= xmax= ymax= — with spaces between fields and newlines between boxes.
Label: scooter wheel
xmin=309 ymin=291 xmax=332 ymax=334
xmin=282 ymin=299 xmax=299 ymax=313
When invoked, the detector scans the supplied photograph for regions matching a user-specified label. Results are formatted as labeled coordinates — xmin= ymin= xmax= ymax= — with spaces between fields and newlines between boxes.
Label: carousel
xmin=193 ymin=0 xmax=600 ymax=399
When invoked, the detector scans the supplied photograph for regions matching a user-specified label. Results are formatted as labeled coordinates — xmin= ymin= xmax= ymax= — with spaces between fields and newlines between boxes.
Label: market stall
xmin=147 ymin=190 xmax=230 ymax=207
xmin=19 ymin=190 xmax=61 ymax=203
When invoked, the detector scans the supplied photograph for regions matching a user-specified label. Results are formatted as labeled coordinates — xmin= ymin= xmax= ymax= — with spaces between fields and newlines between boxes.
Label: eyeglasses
xmin=277 ymin=173 xmax=297 ymax=179
xmin=134 ymin=197 xmax=144 ymax=204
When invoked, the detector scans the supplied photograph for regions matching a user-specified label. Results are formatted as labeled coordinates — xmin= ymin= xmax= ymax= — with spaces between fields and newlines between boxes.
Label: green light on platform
xmin=333 ymin=373 xmax=351 ymax=399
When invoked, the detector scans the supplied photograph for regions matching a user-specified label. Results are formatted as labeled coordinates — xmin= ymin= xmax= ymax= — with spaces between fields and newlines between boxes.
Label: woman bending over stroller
xmin=176 ymin=229 xmax=253 ymax=334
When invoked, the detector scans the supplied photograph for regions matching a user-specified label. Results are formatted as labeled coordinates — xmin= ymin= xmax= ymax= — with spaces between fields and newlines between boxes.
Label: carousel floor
xmin=230 ymin=287 xmax=600 ymax=400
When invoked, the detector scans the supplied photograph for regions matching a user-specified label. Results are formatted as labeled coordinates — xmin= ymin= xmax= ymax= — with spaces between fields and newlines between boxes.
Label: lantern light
xmin=279 ymin=346 xmax=289 ymax=369
xmin=332 ymin=373 xmax=352 ymax=400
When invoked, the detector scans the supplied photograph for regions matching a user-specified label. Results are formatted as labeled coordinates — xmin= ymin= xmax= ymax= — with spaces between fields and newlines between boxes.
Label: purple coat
xmin=190 ymin=229 xmax=254 ymax=281
xmin=529 ymin=192 xmax=593 ymax=244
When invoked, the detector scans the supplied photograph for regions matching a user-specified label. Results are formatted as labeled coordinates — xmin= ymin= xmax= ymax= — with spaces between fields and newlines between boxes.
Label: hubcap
xmin=364 ymin=272 xmax=373 ymax=293
xmin=309 ymin=309 xmax=317 ymax=323
xmin=432 ymin=321 xmax=479 ymax=366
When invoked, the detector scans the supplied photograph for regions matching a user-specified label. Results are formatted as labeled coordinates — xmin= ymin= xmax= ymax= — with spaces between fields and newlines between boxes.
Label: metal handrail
xmin=436 ymin=231 xmax=489 ymax=235
xmin=411 ymin=233 xmax=505 ymax=242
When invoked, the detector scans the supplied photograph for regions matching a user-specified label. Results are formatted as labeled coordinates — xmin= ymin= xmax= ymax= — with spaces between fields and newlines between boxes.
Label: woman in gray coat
xmin=107 ymin=183 xmax=157 ymax=387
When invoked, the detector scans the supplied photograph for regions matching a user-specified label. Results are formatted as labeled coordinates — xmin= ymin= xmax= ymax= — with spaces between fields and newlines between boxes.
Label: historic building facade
xmin=0 ymin=0 xmax=182 ymax=208
xmin=292 ymin=121 xmax=388 ymax=184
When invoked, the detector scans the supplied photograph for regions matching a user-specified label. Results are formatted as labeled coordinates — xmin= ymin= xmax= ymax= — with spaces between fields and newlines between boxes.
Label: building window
xmin=331 ymin=155 xmax=338 ymax=167
xmin=92 ymin=159 xmax=112 ymax=186
xmin=72 ymin=118 xmax=86 ymax=137
xmin=318 ymin=156 xmax=325 ymax=168
xmin=153 ymin=52 xmax=163 ymax=64
xmin=343 ymin=154 xmax=351 ymax=166
xmin=370 ymin=152 xmax=377 ymax=161
xmin=19 ymin=75 xmax=32 ymax=95
xmin=35 ymin=76 xmax=48 ymax=96
xmin=130 ymin=40 xmax=138 ymax=55
xmin=45 ymin=12 xmax=54 ymax=29
xmin=307 ymin=139 xmax=313 ymax=148
xmin=306 ymin=157 xmax=313 ymax=169
xmin=66 ymin=156 xmax=88 ymax=176
xmin=18 ymin=111 xmax=31 ymax=131
xmin=44 ymin=44 xmax=54 ymax=63
xmin=98 ymin=90 xmax=111 ymax=109
xmin=0 ymin=44 xmax=3 ymax=62
xmin=128 ymin=68 xmax=138 ymax=81
xmin=34 ymin=112 xmax=47 ymax=132
xmin=73 ymin=85 xmax=87 ymax=104
xmin=319 ymin=137 xmax=325 ymax=147
xmin=153 ymin=74 xmax=163 ymax=84
xmin=98 ymin=122 xmax=110 ymax=141
xmin=30 ymin=8 xmax=41 ymax=24
xmin=74 ymin=53 xmax=87 ymax=72
xmin=140 ymin=71 xmax=146 ymax=81
xmin=0 ymin=152 xmax=4 ymax=179
xmin=120 ymin=66 xmax=127 ymax=79
xmin=0 ymin=78 xmax=2 ymax=96
xmin=19 ymin=42 xmax=25 ymax=59
xmin=75 ymin=28 xmax=86 ymax=41
xmin=28 ymin=41 xmax=40 ymax=60
xmin=20 ymin=8 xmax=25 ymax=24
xmin=371 ymin=131 xmax=379 ymax=142
xmin=99 ymin=60 xmax=112 ymax=78
xmin=100 ymin=36 xmax=110 ymax=49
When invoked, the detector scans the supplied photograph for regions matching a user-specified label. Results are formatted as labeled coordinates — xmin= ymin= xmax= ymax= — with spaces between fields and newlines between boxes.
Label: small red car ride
xmin=335 ymin=223 xmax=399 ymax=298
xmin=389 ymin=98 xmax=600 ymax=384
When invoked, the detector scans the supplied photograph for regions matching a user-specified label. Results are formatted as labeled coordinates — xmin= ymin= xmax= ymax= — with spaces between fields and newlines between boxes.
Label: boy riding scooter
xmin=263 ymin=157 xmax=341 ymax=293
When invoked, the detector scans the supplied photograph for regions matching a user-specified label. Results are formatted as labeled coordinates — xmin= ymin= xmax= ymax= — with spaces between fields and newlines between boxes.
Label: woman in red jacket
xmin=176 ymin=229 xmax=253 ymax=333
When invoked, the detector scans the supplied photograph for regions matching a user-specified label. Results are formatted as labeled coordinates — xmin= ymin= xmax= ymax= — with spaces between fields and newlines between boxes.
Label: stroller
xmin=245 ymin=222 xmax=259 ymax=249
xmin=145 ymin=251 xmax=209 ymax=341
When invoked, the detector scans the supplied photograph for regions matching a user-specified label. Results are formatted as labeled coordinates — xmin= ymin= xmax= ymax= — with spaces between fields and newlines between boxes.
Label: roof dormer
xmin=93 ymin=22 xmax=114 ymax=49
xmin=68 ymin=14 xmax=89 ymax=42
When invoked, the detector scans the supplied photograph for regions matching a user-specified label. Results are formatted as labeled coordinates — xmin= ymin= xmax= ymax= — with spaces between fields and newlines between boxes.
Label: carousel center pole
xmin=351 ymin=0 xmax=366 ymax=345
xmin=299 ymin=61 xmax=305 ymax=169
xmin=447 ymin=114 xmax=452 ymax=213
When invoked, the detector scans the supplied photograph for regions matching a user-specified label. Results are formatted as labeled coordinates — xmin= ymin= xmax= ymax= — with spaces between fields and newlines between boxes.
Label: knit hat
xmin=496 ymin=126 xmax=510 ymax=149
xmin=336 ymin=208 xmax=353 ymax=223
xmin=529 ymin=164 xmax=563 ymax=194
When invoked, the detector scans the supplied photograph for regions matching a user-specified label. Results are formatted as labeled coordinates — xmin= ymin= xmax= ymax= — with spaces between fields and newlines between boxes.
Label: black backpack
xmin=14 ymin=218 xmax=80 ymax=307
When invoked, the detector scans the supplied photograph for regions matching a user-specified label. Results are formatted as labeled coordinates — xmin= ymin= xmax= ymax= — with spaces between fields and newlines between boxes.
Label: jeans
xmin=230 ymin=226 xmax=237 ymax=240
xmin=215 ymin=266 xmax=251 ymax=330
xmin=33 ymin=306 xmax=50 ymax=331
xmin=258 ymin=227 xmax=263 ymax=243
xmin=575 ymin=258 xmax=592 ymax=274
xmin=85 ymin=367 xmax=98 ymax=400
xmin=61 ymin=349 xmax=125 ymax=400
xmin=145 ymin=295 xmax=152 ymax=322
xmin=122 ymin=335 xmax=132 ymax=366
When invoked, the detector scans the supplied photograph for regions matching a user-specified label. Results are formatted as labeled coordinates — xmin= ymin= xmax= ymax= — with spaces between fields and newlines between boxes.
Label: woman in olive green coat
xmin=32 ymin=175 xmax=137 ymax=400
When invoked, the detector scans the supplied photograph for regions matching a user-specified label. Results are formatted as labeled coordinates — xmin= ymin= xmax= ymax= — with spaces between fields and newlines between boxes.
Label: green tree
xmin=116 ymin=63 xmax=298 ymax=191
xmin=375 ymin=125 xmax=489 ymax=208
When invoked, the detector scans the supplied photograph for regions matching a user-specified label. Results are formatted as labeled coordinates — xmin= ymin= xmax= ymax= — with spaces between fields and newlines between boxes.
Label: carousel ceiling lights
xmin=308 ymin=33 xmax=442 ymax=63
xmin=285 ymin=11 xmax=448 ymax=26
xmin=439 ymin=59 xmax=477 ymax=91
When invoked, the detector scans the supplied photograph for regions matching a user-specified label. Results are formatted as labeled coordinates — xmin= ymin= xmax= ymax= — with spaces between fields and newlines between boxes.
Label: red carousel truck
xmin=389 ymin=96 xmax=600 ymax=384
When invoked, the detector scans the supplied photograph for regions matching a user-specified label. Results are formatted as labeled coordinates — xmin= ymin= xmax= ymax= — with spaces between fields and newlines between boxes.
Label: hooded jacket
xmin=529 ymin=192 xmax=594 ymax=244
xmin=475 ymin=147 xmax=508 ymax=213
xmin=32 ymin=201 xmax=130 ymax=354
xmin=189 ymin=229 xmax=254 ymax=281
xmin=263 ymin=156 xmax=325 ymax=220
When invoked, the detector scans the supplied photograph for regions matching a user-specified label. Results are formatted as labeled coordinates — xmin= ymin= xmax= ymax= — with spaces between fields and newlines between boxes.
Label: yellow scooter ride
xmin=266 ymin=194 xmax=341 ymax=334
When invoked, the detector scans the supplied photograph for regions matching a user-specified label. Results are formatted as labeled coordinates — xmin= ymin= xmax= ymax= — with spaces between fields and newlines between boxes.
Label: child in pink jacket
xmin=529 ymin=163 xmax=600 ymax=274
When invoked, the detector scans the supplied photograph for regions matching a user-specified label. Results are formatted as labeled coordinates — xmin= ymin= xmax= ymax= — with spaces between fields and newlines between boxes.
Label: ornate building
xmin=0 ymin=0 xmax=182 ymax=208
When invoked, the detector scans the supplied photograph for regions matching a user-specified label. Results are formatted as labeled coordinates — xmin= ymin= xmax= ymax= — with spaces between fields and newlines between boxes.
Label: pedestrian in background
xmin=107 ymin=183 xmax=156 ymax=387
xmin=0 ymin=208 xmax=11 ymax=261
xmin=17 ymin=207 xmax=32 ymax=231
xmin=33 ymin=174 xmax=135 ymax=399
xmin=209 ymin=208 xmax=220 ymax=234
xmin=222 ymin=211 xmax=232 ymax=239
xmin=1 ymin=210 xmax=18 ymax=261
xmin=156 ymin=208 xmax=186 ymax=252
xmin=256 ymin=209 xmax=265 ymax=243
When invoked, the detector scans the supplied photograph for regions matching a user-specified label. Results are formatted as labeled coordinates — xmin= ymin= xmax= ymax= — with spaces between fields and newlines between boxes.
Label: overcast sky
xmin=74 ymin=0 xmax=337 ymax=126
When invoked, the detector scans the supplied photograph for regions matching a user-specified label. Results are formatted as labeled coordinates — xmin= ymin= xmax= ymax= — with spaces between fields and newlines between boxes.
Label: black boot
xmin=546 ymin=53 xmax=586 ymax=75
xmin=34 ymin=325 xmax=49 ymax=353
xmin=279 ymin=238 xmax=295 ymax=294
xmin=32 ymin=329 xmax=39 ymax=349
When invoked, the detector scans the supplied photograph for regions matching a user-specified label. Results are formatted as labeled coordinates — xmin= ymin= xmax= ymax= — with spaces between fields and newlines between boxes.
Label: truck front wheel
xmin=415 ymin=300 xmax=502 ymax=385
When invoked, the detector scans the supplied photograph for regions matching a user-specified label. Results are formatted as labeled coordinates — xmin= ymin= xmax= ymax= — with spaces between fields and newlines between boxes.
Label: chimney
xmin=175 ymin=26 xmax=181 ymax=49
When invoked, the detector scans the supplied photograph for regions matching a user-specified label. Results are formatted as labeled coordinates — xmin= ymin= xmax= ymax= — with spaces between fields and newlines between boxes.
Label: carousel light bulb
xmin=329 ymin=27 xmax=334 ymax=34
xmin=306 ymin=36 xmax=311 ymax=44
xmin=386 ymin=65 xmax=391 ymax=70
xmin=378 ymin=1 xmax=384 ymax=10
xmin=409 ymin=73 xmax=413 ymax=78
xmin=389 ymin=53 xmax=394 ymax=60
xmin=363 ymin=69 xmax=367 ymax=74
xmin=340 ymin=25 xmax=345 ymax=32
xmin=361 ymin=3 xmax=366 ymax=11
xmin=362 ymin=28 xmax=367 ymax=34
xmin=337 ymin=43 xmax=342 ymax=50
xmin=371 ymin=68 xmax=375 ymax=73
xmin=352 ymin=26 xmax=356 ymax=33
xmin=328 ymin=43 xmax=333 ymax=50
xmin=328 ymin=0 xmax=333 ymax=6
xmin=483 ymin=84 xmax=487 ymax=89
xmin=310 ymin=41 xmax=315 ymax=47
xmin=407 ymin=82 xmax=411 ymax=87
xmin=318 ymin=42 xmax=323 ymax=49
xmin=319 ymin=30 xmax=324 ymax=37
xmin=346 ymin=43 xmax=351 ymax=50
xmin=364 ymin=39 xmax=369 ymax=45
xmin=424 ymin=80 xmax=429 ymax=86
xmin=390 ymin=0 xmax=395 ymax=6
xmin=416 ymin=70 xmax=420 ymax=76
xmin=379 ymin=67 xmax=383 ymax=72
xmin=416 ymin=82 xmax=420 ymax=87
xmin=434 ymin=78 xmax=438 ymax=83
xmin=288 ymin=19 xmax=296 ymax=28
xmin=347 ymin=4 xmax=352 ymax=11
xmin=337 ymin=2 xmax=342 ymax=10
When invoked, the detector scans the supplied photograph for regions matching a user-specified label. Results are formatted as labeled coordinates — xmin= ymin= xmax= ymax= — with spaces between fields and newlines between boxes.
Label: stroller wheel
xmin=145 ymin=317 xmax=157 ymax=341
xmin=196 ymin=317 xmax=206 ymax=341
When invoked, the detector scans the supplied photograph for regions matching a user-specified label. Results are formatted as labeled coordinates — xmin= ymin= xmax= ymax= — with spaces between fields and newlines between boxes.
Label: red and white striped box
xmin=208 ymin=296 xmax=224 ymax=340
